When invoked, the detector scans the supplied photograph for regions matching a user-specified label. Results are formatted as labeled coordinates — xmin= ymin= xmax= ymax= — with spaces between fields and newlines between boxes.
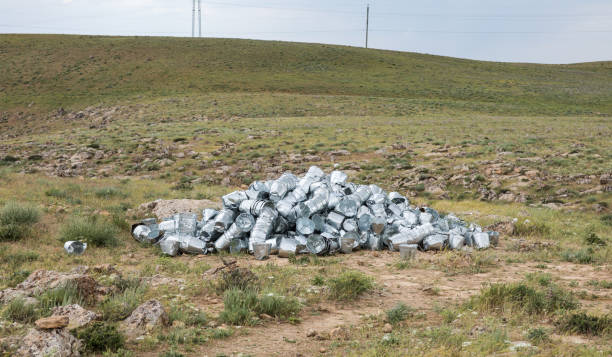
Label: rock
xmin=306 ymin=329 xmax=317 ymax=337
xmin=92 ymin=264 xmax=117 ymax=275
xmin=121 ymin=300 xmax=168 ymax=338
xmin=15 ymin=328 xmax=81 ymax=357
xmin=0 ymin=270 xmax=99 ymax=304
xmin=134 ymin=199 xmax=220 ymax=219
xmin=382 ymin=323 xmax=393 ymax=333
xmin=329 ymin=327 xmax=347 ymax=340
xmin=35 ymin=316 xmax=69 ymax=329
xmin=319 ymin=347 xmax=327 ymax=353
xmin=498 ymin=192 xmax=516 ymax=202
xmin=52 ymin=304 xmax=99 ymax=330
xmin=259 ymin=313 xmax=273 ymax=320
xmin=485 ymin=220 xmax=515 ymax=236
xmin=510 ymin=341 xmax=533 ymax=351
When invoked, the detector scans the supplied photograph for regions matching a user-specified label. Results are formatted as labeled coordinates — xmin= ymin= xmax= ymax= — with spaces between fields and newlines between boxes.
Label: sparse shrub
xmin=103 ymin=348 xmax=134 ymax=357
xmin=386 ymin=303 xmax=413 ymax=325
xmin=95 ymin=187 xmax=125 ymax=199
xmin=37 ymin=283 xmax=83 ymax=316
xmin=59 ymin=215 xmax=119 ymax=247
xmin=256 ymin=293 xmax=301 ymax=319
xmin=526 ymin=327 xmax=550 ymax=344
xmin=78 ymin=322 xmax=125 ymax=352
xmin=561 ymin=248 xmax=595 ymax=264
xmin=159 ymin=327 xmax=206 ymax=345
xmin=601 ymin=214 xmax=612 ymax=226
xmin=168 ymin=307 xmax=208 ymax=327
xmin=0 ymin=202 xmax=40 ymax=241
xmin=8 ymin=270 xmax=30 ymax=287
xmin=215 ymin=267 xmax=259 ymax=294
xmin=328 ymin=271 xmax=374 ymax=300
xmin=100 ymin=287 xmax=144 ymax=321
xmin=584 ymin=232 xmax=606 ymax=246
xmin=414 ymin=183 xmax=425 ymax=192
xmin=511 ymin=220 xmax=550 ymax=237
xmin=111 ymin=213 xmax=130 ymax=232
xmin=4 ymin=250 xmax=38 ymax=268
xmin=160 ymin=351 xmax=185 ymax=357
xmin=2 ymin=298 xmax=38 ymax=323
xmin=218 ymin=288 xmax=258 ymax=325
xmin=559 ymin=312 xmax=611 ymax=336
xmin=45 ymin=188 xmax=68 ymax=199
xmin=471 ymin=280 xmax=578 ymax=315
xmin=211 ymin=328 xmax=233 ymax=339
xmin=312 ymin=275 xmax=325 ymax=286
xmin=111 ymin=276 xmax=142 ymax=293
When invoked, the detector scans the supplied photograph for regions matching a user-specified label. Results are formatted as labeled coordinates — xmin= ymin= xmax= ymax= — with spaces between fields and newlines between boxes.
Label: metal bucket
xmin=339 ymin=236 xmax=355 ymax=254
xmin=253 ymin=242 xmax=271 ymax=260
xmin=306 ymin=234 xmax=328 ymax=255
xmin=399 ymin=244 xmax=418 ymax=260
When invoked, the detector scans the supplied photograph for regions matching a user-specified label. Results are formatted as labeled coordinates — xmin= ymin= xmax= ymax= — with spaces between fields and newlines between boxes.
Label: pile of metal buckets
xmin=132 ymin=166 xmax=498 ymax=259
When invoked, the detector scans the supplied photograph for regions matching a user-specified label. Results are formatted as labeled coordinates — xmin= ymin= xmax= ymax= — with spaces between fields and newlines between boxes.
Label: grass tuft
xmin=100 ymin=287 xmax=145 ymax=321
xmin=59 ymin=215 xmax=119 ymax=247
xmin=470 ymin=280 xmax=578 ymax=315
xmin=215 ymin=267 xmax=260 ymax=294
xmin=526 ymin=327 xmax=550 ymax=345
xmin=257 ymin=293 xmax=301 ymax=319
xmin=218 ymin=288 xmax=258 ymax=326
xmin=77 ymin=322 xmax=125 ymax=352
xmin=37 ymin=283 xmax=84 ymax=316
xmin=0 ymin=202 xmax=40 ymax=241
xmin=558 ymin=312 xmax=611 ymax=336
xmin=328 ymin=271 xmax=374 ymax=301
xmin=2 ymin=297 xmax=39 ymax=323
xmin=386 ymin=303 xmax=413 ymax=325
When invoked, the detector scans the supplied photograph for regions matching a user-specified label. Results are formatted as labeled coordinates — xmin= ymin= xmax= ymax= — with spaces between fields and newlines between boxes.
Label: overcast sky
xmin=1 ymin=0 xmax=611 ymax=63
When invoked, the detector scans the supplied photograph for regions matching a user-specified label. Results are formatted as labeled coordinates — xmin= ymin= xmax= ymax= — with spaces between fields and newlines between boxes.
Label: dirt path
xmin=185 ymin=251 xmax=610 ymax=357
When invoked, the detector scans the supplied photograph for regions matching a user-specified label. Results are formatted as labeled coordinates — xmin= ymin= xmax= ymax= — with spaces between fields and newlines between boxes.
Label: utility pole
xmin=365 ymin=4 xmax=370 ymax=48
xmin=192 ymin=0 xmax=196 ymax=37
xmin=198 ymin=0 xmax=202 ymax=37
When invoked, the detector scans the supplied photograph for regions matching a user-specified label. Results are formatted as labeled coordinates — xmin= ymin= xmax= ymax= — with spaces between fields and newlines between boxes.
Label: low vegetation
xmin=469 ymin=278 xmax=578 ymax=315
xmin=386 ymin=303 xmax=413 ymax=325
xmin=328 ymin=271 xmax=374 ymax=301
xmin=2 ymin=298 xmax=38 ymax=323
xmin=219 ymin=288 xmax=301 ymax=325
xmin=559 ymin=312 xmax=611 ymax=336
xmin=59 ymin=215 xmax=119 ymax=247
xmin=100 ymin=287 xmax=145 ymax=321
xmin=77 ymin=322 xmax=125 ymax=353
xmin=0 ymin=202 xmax=40 ymax=242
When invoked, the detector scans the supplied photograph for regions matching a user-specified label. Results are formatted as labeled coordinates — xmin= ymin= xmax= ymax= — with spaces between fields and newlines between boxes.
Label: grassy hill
xmin=1 ymin=34 xmax=611 ymax=115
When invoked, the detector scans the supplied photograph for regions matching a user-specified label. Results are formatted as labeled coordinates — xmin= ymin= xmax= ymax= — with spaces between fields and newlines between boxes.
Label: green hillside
xmin=1 ymin=34 xmax=611 ymax=115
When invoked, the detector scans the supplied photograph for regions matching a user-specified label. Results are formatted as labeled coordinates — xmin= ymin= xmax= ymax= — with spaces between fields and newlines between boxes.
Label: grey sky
xmin=1 ymin=0 xmax=611 ymax=63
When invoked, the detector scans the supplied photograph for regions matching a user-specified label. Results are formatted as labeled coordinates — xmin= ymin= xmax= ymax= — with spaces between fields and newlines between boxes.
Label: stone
xmin=382 ymin=323 xmax=393 ymax=333
xmin=133 ymin=199 xmax=221 ymax=219
xmin=121 ymin=300 xmax=168 ymax=338
xmin=306 ymin=329 xmax=317 ymax=337
xmin=52 ymin=304 xmax=99 ymax=330
xmin=0 ymin=270 xmax=99 ymax=304
xmin=15 ymin=328 xmax=81 ymax=357
xmin=35 ymin=316 xmax=69 ymax=329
